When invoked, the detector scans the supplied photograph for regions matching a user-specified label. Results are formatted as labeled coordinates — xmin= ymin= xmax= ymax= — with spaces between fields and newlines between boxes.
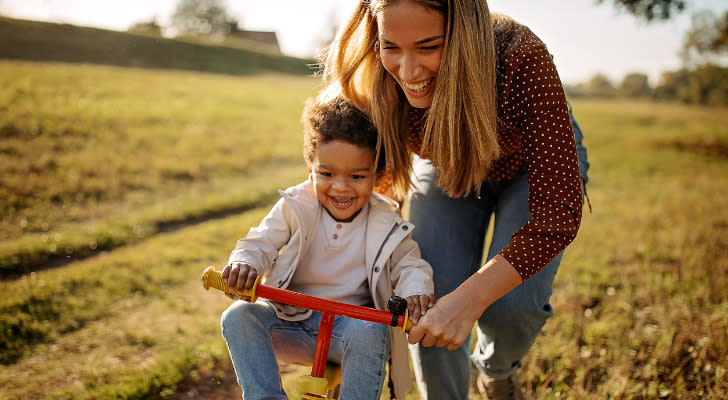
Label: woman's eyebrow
xmin=380 ymin=35 xmax=444 ymax=46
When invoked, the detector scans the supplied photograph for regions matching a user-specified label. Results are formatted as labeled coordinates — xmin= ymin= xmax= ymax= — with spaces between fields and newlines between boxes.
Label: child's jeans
xmin=221 ymin=300 xmax=390 ymax=400
xmin=407 ymin=114 xmax=590 ymax=399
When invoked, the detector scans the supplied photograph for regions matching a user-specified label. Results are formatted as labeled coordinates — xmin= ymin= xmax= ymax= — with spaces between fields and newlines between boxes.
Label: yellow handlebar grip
xmin=201 ymin=266 xmax=260 ymax=302
xmin=402 ymin=309 xmax=412 ymax=334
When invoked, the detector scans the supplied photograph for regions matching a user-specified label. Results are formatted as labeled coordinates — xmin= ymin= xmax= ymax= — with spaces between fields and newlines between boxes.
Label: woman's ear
xmin=373 ymin=41 xmax=380 ymax=59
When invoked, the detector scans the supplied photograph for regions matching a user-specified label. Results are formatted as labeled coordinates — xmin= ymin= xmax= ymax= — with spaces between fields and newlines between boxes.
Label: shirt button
xmin=333 ymin=234 xmax=338 ymax=239
xmin=336 ymin=223 xmax=342 ymax=229
xmin=374 ymin=266 xmax=380 ymax=272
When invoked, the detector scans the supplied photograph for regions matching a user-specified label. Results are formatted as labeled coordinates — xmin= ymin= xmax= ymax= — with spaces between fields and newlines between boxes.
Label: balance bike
xmin=201 ymin=266 xmax=412 ymax=400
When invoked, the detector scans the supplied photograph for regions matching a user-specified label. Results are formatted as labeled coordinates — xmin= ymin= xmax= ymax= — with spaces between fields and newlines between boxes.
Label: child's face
xmin=310 ymin=140 xmax=379 ymax=222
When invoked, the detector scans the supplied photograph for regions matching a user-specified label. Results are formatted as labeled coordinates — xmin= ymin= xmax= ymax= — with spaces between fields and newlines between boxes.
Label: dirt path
xmin=169 ymin=362 xmax=242 ymax=400
xmin=168 ymin=360 xmax=302 ymax=400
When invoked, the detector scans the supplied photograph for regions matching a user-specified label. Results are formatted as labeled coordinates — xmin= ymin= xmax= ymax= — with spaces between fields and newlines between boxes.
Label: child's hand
xmin=406 ymin=294 xmax=436 ymax=325
xmin=221 ymin=262 xmax=259 ymax=301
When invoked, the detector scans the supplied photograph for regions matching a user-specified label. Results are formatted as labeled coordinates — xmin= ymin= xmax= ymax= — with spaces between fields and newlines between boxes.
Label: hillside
xmin=0 ymin=16 xmax=315 ymax=76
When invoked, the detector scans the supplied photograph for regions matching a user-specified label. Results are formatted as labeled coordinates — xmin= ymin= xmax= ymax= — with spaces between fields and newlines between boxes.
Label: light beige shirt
xmin=287 ymin=205 xmax=371 ymax=306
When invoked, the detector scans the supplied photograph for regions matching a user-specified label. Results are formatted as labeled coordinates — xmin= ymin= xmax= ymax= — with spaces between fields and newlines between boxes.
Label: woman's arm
xmin=407 ymin=254 xmax=521 ymax=349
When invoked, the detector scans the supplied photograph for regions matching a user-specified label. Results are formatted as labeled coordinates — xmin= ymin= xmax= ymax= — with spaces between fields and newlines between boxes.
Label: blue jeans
xmin=221 ymin=300 xmax=390 ymax=400
xmin=408 ymin=115 xmax=589 ymax=399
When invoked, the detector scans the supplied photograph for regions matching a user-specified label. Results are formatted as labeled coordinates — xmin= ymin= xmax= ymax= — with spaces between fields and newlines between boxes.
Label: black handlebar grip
xmin=387 ymin=296 xmax=408 ymax=314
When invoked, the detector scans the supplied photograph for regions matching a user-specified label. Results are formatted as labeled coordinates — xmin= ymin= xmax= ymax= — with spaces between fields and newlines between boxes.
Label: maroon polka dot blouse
xmin=403 ymin=24 xmax=584 ymax=281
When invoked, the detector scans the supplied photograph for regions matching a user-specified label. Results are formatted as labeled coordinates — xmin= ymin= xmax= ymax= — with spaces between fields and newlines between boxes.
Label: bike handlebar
xmin=201 ymin=266 xmax=413 ymax=333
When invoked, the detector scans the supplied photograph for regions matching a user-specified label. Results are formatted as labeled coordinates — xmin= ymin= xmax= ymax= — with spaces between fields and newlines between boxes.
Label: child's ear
xmin=308 ymin=167 xmax=313 ymax=182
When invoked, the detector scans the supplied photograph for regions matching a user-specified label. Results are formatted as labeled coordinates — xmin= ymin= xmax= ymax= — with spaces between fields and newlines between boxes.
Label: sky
xmin=2 ymin=0 xmax=726 ymax=85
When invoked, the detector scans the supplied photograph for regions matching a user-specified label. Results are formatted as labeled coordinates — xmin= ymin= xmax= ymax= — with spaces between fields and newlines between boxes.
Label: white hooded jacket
xmin=228 ymin=180 xmax=433 ymax=399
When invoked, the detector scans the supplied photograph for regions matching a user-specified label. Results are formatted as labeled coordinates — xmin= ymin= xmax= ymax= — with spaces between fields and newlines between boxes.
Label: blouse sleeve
xmin=496 ymin=28 xmax=584 ymax=281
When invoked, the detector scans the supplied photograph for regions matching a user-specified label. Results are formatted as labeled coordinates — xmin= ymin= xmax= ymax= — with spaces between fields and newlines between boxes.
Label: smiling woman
xmin=375 ymin=1 xmax=444 ymax=109
xmin=319 ymin=0 xmax=589 ymax=399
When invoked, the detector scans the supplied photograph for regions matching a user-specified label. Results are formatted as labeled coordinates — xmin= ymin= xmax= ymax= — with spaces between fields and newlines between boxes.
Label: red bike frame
xmin=201 ymin=266 xmax=411 ymax=399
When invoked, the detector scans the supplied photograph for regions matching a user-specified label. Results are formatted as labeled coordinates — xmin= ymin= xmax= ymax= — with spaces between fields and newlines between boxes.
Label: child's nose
xmin=331 ymin=176 xmax=349 ymax=190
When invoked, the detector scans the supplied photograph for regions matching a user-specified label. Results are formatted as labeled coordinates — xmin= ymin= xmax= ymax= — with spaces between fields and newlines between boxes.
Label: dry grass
xmin=0 ymin=59 xmax=726 ymax=399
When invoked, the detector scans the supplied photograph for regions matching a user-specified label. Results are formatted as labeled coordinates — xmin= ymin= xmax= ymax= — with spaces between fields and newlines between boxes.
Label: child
xmin=219 ymin=96 xmax=434 ymax=400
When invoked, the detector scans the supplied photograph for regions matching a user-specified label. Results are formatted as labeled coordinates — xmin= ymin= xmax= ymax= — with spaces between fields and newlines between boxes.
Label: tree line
xmin=566 ymin=64 xmax=728 ymax=107
xmin=125 ymin=0 xmax=726 ymax=107
xmin=570 ymin=6 xmax=726 ymax=106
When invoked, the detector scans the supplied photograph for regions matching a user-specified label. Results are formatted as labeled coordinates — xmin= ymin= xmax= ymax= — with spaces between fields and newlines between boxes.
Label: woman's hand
xmin=221 ymin=262 xmax=259 ymax=301
xmin=406 ymin=289 xmax=482 ymax=350
xmin=407 ymin=254 xmax=523 ymax=350
xmin=405 ymin=293 xmax=436 ymax=325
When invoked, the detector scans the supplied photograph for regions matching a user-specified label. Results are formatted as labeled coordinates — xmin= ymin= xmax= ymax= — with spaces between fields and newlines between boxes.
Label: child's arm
xmin=406 ymin=293 xmax=436 ymax=324
xmin=388 ymin=223 xmax=436 ymax=324
xmin=221 ymin=262 xmax=260 ymax=301
xmin=228 ymin=198 xmax=294 ymax=280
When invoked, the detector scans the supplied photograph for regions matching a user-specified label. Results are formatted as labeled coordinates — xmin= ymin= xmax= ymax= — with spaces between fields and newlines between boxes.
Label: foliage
xmin=597 ymin=0 xmax=687 ymax=21
xmin=170 ymin=0 xmax=236 ymax=40
xmin=566 ymin=4 xmax=728 ymax=106
xmin=655 ymin=64 xmax=728 ymax=106
xmin=566 ymin=65 xmax=728 ymax=106
xmin=620 ymin=72 xmax=651 ymax=98
xmin=127 ymin=18 xmax=163 ymax=37
xmin=681 ymin=9 xmax=728 ymax=67
xmin=567 ymin=73 xmax=617 ymax=99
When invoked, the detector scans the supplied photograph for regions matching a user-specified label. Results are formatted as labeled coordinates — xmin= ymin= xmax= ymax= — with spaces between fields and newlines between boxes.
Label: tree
xmin=597 ymin=0 xmax=687 ymax=21
xmin=585 ymin=73 xmax=618 ymax=98
xmin=170 ymin=0 xmax=235 ymax=40
xmin=620 ymin=73 xmax=652 ymax=98
xmin=681 ymin=9 xmax=728 ymax=67
xmin=128 ymin=18 xmax=162 ymax=37
xmin=654 ymin=65 xmax=728 ymax=106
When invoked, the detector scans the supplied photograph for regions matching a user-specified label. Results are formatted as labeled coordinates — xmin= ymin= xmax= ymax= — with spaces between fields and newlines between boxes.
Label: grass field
xmin=1 ymin=58 xmax=727 ymax=400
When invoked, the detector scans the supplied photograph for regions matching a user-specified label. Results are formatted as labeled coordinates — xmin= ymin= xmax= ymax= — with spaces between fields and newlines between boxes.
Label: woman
xmin=319 ymin=0 xmax=589 ymax=399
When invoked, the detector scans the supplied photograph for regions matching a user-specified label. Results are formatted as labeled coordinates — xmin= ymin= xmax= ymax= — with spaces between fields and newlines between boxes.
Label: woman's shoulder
xmin=493 ymin=14 xmax=550 ymax=64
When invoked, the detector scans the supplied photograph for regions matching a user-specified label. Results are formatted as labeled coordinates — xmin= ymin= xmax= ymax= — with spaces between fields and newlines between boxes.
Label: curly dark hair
xmin=302 ymin=96 xmax=385 ymax=173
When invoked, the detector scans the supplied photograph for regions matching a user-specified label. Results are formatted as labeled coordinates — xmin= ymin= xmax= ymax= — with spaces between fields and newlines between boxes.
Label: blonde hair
xmin=320 ymin=0 xmax=500 ymax=198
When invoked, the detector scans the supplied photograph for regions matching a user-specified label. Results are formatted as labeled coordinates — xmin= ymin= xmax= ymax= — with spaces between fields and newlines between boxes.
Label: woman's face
xmin=376 ymin=0 xmax=445 ymax=109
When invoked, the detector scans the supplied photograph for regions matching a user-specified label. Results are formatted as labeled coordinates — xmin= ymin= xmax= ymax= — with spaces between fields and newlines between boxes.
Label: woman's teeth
xmin=404 ymin=78 xmax=433 ymax=92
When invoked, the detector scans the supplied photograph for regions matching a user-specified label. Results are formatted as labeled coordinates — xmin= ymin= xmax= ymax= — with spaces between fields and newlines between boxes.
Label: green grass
xmin=518 ymin=100 xmax=728 ymax=399
xmin=0 ymin=57 xmax=726 ymax=399
xmin=0 ymin=16 xmax=314 ymax=76
xmin=0 ymin=206 xmax=272 ymax=399
xmin=0 ymin=61 xmax=320 ymax=274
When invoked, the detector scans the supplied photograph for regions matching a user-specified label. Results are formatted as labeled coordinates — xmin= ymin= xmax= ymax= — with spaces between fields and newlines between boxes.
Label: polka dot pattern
xmin=404 ymin=24 xmax=583 ymax=281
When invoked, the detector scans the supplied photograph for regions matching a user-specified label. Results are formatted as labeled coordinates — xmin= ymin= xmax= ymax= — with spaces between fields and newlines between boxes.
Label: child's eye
xmin=319 ymin=171 xmax=333 ymax=177
xmin=352 ymin=175 xmax=365 ymax=180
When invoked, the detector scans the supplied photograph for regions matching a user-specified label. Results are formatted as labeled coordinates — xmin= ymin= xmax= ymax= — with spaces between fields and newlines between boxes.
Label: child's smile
xmin=310 ymin=140 xmax=379 ymax=222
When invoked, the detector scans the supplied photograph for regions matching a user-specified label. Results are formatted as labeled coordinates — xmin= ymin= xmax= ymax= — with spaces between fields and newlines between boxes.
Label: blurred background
xmin=0 ymin=1 xmax=726 ymax=399
xmin=1 ymin=0 xmax=727 ymax=102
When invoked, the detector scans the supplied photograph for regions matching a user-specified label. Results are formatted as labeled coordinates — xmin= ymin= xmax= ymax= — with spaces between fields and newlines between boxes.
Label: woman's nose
xmin=399 ymin=54 xmax=423 ymax=81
